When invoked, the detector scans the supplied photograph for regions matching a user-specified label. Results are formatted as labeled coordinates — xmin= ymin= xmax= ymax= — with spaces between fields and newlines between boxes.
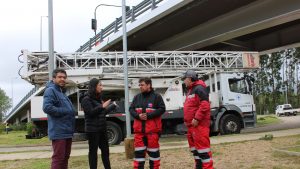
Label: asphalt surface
xmin=242 ymin=115 xmax=300 ymax=133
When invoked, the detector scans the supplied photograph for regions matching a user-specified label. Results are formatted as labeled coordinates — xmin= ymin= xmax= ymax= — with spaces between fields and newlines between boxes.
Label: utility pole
xmin=48 ymin=0 xmax=54 ymax=80
xmin=40 ymin=16 xmax=48 ymax=51
xmin=122 ymin=0 xmax=134 ymax=159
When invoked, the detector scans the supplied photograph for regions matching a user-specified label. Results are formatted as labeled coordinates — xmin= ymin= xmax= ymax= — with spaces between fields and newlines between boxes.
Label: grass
xmin=159 ymin=134 xmax=186 ymax=143
xmin=287 ymin=146 xmax=300 ymax=152
xmin=256 ymin=115 xmax=281 ymax=126
xmin=0 ymin=150 xmax=51 ymax=154
xmin=272 ymin=150 xmax=300 ymax=169
xmin=1 ymin=158 xmax=50 ymax=169
xmin=0 ymin=131 xmax=50 ymax=146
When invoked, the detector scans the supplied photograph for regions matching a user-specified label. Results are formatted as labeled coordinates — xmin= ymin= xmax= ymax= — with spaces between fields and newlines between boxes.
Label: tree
xmin=0 ymin=88 xmax=11 ymax=122
xmin=293 ymin=47 xmax=300 ymax=107
xmin=267 ymin=52 xmax=282 ymax=109
xmin=253 ymin=54 xmax=270 ymax=114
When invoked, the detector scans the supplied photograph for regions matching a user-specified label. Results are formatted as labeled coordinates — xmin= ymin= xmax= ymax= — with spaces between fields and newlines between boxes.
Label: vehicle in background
xmin=275 ymin=104 xmax=300 ymax=116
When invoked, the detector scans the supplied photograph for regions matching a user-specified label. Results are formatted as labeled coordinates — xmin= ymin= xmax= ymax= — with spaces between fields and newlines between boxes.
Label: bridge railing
xmin=4 ymin=87 xmax=38 ymax=122
xmin=76 ymin=0 xmax=164 ymax=52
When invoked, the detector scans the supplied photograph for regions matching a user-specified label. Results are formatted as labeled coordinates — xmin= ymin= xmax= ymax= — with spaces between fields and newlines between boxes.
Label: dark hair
xmin=52 ymin=68 xmax=67 ymax=78
xmin=88 ymin=78 xmax=101 ymax=98
xmin=139 ymin=77 xmax=152 ymax=88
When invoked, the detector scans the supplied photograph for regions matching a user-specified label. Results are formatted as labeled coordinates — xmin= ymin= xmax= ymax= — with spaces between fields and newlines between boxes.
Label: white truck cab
xmin=205 ymin=72 xmax=256 ymax=135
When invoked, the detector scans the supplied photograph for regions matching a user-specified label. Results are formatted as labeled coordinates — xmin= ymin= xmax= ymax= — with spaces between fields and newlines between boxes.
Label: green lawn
xmin=256 ymin=115 xmax=281 ymax=126
xmin=0 ymin=131 xmax=50 ymax=146
xmin=287 ymin=146 xmax=300 ymax=152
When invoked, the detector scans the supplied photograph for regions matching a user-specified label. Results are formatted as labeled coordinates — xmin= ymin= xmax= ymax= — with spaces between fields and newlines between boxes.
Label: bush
xmin=26 ymin=122 xmax=33 ymax=135
xmin=259 ymin=134 xmax=273 ymax=140
xmin=11 ymin=123 xmax=27 ymax=131
xmin=0 ymin=123 xmax=5 ymax=134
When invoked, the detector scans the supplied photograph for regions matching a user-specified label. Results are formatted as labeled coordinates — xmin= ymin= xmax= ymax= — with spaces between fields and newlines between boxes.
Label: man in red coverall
xmin=182 ymin=70 xmax=213 ymax=169
xmin=129 ymin=77 xmax=166 ymax=169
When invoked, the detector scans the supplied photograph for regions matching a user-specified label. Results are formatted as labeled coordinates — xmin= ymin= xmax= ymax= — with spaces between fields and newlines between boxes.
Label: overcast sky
xmin=0 ymin=0 xmax=141 ymax=114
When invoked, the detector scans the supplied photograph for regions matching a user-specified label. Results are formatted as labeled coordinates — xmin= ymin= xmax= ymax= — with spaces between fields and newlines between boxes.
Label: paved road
xmin=242 ymin=115 xmax=300 ymax=133
xmin=1 ymin=128 xmax=300 ymax=161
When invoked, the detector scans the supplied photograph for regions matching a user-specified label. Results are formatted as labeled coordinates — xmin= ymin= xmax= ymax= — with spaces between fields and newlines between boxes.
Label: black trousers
xmin=86 ymin=131 xmax=111 ymax=169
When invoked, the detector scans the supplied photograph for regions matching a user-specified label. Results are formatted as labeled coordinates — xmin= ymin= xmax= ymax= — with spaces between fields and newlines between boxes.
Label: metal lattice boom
xmin=20 ymin=50 xmax=259 ymax=85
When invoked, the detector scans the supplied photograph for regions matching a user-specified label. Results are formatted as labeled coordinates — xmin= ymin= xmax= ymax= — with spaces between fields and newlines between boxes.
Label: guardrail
xmin=4 ymin=87 xmax=39 ymax=121
xmin=76 ymin=0 xmax=164 ymax=52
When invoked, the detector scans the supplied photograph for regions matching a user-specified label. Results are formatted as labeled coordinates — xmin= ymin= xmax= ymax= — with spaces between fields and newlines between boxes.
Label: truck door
xmin=221 ymin=74 xmax=254 ymax=113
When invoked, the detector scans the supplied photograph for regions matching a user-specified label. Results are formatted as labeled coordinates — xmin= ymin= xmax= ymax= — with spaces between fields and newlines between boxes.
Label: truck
xmin=21 ymin=50 xmax=259 ymax=145
xmin=275 ymin=104 xmax=300 ymax=116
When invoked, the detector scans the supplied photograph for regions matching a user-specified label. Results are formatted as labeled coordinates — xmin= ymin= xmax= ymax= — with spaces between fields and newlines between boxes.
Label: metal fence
xmin=76 ymin=0 xmax=164 ymax=52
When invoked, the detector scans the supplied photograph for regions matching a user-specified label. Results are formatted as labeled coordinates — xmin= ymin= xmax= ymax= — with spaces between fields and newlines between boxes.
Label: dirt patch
xmin=211 ymin=135 xmax=300 ymax=169
xmin=92 ymin=135 xmax=300 ymax=169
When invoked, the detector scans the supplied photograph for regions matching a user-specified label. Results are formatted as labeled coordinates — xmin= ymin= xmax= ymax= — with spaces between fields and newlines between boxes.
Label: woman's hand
xmin=102 ymin=99 xmax=111 ymax=108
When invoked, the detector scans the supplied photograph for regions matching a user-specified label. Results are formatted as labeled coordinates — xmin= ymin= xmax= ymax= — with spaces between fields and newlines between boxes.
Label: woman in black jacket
xmin=81 ymin=78 xmax=116 ymax=169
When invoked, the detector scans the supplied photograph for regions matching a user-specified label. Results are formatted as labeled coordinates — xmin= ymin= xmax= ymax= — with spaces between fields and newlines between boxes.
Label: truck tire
xmin=107 ymin=121 xmax=123 ymax=145
xmin=175 ymin=123 xmax=187 ymax=135
xmin=73 ymin=133 xmax=87 ymax=141
xmin=210 ymin=132 xmax=219 ymax=136
xmin=219 ymin=114 xmax=241 ymax=135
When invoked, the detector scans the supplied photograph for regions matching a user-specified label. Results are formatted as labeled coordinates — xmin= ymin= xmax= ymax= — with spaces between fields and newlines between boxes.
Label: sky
xmin=0 ymin=0 xmax=141 ymax=115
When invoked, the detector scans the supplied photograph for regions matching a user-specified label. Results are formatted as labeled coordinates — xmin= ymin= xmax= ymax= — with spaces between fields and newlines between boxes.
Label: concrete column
xmin=27 ymin=110 xmax=31 ymax=122
xmin=15 ymin=117 xmax=20 ymax=125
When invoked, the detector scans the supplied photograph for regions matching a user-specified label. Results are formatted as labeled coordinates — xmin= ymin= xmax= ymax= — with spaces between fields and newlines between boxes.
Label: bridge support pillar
xmin=27 ymin=110 xmax=31 ymax=122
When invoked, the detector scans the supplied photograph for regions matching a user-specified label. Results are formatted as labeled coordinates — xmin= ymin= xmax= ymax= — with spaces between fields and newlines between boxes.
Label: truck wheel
xmin=175 ymin=123 xmax=187 ymax=135
xmin=106 ymin=121 xmax=123 ymax=145
xmin=73 ymin=133 xmax=87 ymax=141
xmin=210 ymin=132 xmax=219 ymax=136
xmin=219 ymin=114 xmax=241 ymax=135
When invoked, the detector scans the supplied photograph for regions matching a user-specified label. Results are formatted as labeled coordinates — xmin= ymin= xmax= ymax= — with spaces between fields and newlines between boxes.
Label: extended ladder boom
xmin=20 ymin=50 xmax=259 ymax=85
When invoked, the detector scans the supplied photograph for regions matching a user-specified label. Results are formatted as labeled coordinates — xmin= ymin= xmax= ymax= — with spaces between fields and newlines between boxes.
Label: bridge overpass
xmin=5 ymin=0 xmax=300 ymax=124
xmin=78 ymin=0 xmax=300 ymax=54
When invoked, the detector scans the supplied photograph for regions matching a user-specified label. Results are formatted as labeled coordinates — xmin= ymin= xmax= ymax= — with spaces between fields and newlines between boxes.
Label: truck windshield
xmin=228 ymin=78 xmax=247 ymax=94
xmin=283 ymin=104 xmax=292 ymax=110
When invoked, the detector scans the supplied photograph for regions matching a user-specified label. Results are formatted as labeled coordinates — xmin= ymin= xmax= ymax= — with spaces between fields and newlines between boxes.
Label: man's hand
xmin=102 ymin=99 xmax=111 ymax=108
xmin=139 ymin=113 xmax=147 ymax=121
xmin=192 ymin=118 xmax=199 ymax=127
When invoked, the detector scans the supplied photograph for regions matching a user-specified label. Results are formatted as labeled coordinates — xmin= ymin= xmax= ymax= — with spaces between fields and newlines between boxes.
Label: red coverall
xmin=184 ymin=80 xmax=213 ymax=169
xmin=129 ymin=90 xmax=166 ymax=169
